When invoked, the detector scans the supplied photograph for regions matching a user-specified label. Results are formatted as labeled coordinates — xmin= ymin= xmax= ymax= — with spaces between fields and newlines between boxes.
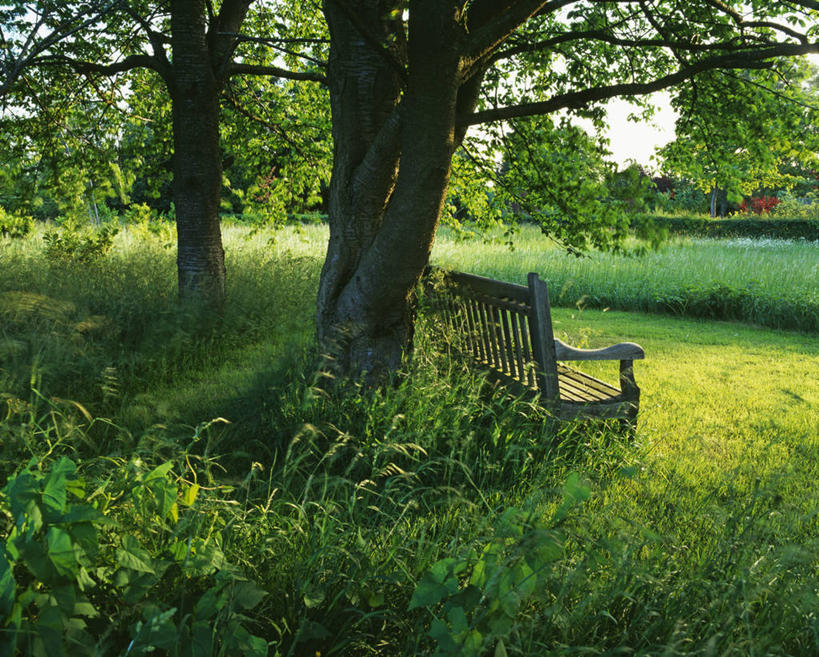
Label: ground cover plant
xmin=1 ymin=222 xmax=817 ymax=655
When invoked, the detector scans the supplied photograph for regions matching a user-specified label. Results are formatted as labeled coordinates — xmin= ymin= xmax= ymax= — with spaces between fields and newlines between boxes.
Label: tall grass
xmin=432 ymin=225 xmax=819 ymax=332
xmin=1 ymin=223 xmax=817 ymax=655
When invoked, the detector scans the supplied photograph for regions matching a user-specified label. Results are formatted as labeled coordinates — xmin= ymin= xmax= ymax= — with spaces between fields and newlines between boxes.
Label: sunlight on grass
xmin=1 ymin=222 xmax=817 ymax=655
xmin=432 ymin=224 xmax=819 ymax=331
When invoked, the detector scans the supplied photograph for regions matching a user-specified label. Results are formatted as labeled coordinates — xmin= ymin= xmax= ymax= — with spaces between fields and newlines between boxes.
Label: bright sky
xmin=601 ymin=93 xmax=677 ymax=170
xmin=599 ymin=54 xmax=819 ymax=170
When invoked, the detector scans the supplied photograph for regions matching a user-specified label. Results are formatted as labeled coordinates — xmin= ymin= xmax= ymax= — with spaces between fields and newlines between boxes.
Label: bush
xmin=632 ymin=215 xmax=819 ymax=241
xmin=0 ymin=207 xmax=34 ymax=239
xmin=43 ymin=221 xmax=119 ymax=264
xmin=772 ymin=191 xmax=819 ymax=220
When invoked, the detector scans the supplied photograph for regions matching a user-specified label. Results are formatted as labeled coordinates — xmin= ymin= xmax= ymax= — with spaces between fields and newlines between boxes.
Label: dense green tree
xmin=5 ymin=0 xmax=328 ymax=307
xmin=316 ymin=0 xmax=819 ymax=378
xmin=659 ymin=59 xmax=819 ymax=216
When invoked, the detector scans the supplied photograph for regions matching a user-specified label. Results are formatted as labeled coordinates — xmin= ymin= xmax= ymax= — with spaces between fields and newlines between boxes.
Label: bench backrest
xmin=429 ymin=269 xmax=560 ymax=401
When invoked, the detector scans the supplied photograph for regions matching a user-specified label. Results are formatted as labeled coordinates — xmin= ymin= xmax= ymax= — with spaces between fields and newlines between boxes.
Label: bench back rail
xmin=427 ymin=268 xmax=643 ymax=421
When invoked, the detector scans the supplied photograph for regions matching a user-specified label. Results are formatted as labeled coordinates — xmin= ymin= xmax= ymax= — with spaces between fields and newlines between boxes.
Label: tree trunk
xmin=710 ymin=184 xmax=718 ymax=218
xmin=170 ymin=0 xmax=226 ymax=308
xmin=317 ymin=2 xmax=477 ymax=380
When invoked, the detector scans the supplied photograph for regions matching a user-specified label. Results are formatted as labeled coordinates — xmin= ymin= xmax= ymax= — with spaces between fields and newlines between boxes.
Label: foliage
xmin=1 ymin=224 xmax=818 ymax=655
xmin=0 ymin=412 xmax=267 ymax=657
xmin=0 ymin=207 xmax=33 ymax=238
xmin=772 ymin=190 xmax=819 ymax=220
xmin=738 ymin=195 xmax=781 ymax=215
xmin=632 ymin=214 xmax=819 ymax=241
xmin=476 ymin=117 xmax=632 ymax=254
xmin=409 ymin=486 xmax=588 ymax=657
xmin=659 ymin=62 xmax=819 ymax=206
xmin=43 ymin=221 xmax=119 ymax=264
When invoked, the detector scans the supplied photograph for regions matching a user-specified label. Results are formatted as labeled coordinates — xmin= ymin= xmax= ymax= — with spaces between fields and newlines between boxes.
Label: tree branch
xmin=460 ymin=43 xmax=819 ymax=126
xmin=228 ymin=62 xmax=326 ymax=83
xmin=326 ymin=0 xmax=407 ymax=87
xmin=1 ymin=0 xmax=125 ymax=96
xmin=34 ymin=53 xmax=161 ymax=77
xmin=210 ymin=0 xmax=253 ymax=74
xmin=466 ymin=0 xmax=574 ymax=62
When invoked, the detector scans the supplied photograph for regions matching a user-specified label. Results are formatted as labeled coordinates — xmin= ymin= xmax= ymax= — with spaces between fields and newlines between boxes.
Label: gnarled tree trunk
xmin=317 ymin=1 xmax=481 ymax=380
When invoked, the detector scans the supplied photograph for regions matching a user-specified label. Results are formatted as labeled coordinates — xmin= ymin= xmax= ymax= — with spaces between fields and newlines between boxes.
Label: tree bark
xmin=170 ymin=0 xmax=226 ymax=307
xmin=317 ymin=1 xmax=476 ymax=380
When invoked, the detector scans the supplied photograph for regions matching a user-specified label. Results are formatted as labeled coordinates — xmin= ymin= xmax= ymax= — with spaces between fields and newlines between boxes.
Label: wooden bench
xmin=424 ymin=269 xmax=645 ymax=422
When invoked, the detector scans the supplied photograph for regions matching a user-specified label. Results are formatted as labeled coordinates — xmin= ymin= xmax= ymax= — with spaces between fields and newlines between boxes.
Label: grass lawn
xmin=433 ymin=223 xmax=819 ymax=332
xmin=1 ymin=223 xmax=817 ymax=655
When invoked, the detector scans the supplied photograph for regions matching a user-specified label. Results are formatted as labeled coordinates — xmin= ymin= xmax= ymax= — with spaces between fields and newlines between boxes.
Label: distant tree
xmin=659 ymin=59 xmax=819 ymax=216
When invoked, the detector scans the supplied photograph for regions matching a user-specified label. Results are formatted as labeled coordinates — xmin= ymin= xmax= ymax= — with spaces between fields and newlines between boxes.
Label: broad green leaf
xmin=230 ymin=580 xmax=267 ymax=610
xmin=181 ymin=483 xmax=200 ymax=507
xmin=46 ymin=527 xmax=77 ymax=577
xmin=409 ymin=576 xmax=450 ymax=609
xmin=194 ymin=586 xmax=223 ymax=620
xmin=0 ymin=550 xmax=16 ymax=619
xmin=191 ymin=619 xmax=214 ymax=657
xmin=427 ymin=618 xmax=458 ymax=654
xmin=142 ymin=461 xmax=173 ymax=483
xmin=116 ymin=535 xmax=155 ymax=574
xmin=51 ymin=583 xmax=76 ymax=614
xmin=303 ymin=586 xmax=325 ymax=608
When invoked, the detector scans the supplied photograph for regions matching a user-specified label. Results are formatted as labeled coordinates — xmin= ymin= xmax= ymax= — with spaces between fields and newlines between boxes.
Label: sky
xmin=600 ymin=54 xmax=819 ymax=170
xmin=601 ymin=93 xmax=677 ymax=169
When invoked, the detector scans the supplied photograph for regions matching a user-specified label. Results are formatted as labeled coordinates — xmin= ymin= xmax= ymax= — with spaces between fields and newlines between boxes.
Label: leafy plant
xmin=0 ymin=449 xmax=268 ymax=657
xmin=410 ymin=475 xmax=590 ymax=657
xmin=0 ymin=207 xmax=33 ymax=239
xmin=43 ymin=221 xmax=119 ymax=264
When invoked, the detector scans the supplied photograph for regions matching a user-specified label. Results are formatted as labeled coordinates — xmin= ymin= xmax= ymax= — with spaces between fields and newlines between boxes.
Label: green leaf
xmin=194 ymin=587 xmax=224 ymax=620
xmin=232 ymin=580 xmax=267 ymax=610
xmin=0 ymin=550 xmax=16 ymax=619
xmin=4 ymin=471 xmax=42 ymax=529
xmin=73 ymin=601 xmax=98 ymax=618
xmin=51 ymin=583 xmax=76 ymax=614
xmin=131 ymin=605 xmax=179 ymax=652
xmin=142 ymin=461 xmax=173 ymax=483
xmin=181 ymin=483 xmax=200 ymax=507
xmin=47 ymin=527 xmax=78 ymax=577
xmin=34 ymin=605 xmax=66 ymax=657
xmin=495 ymin=638 xmax=509 ymax=657
xmin=409 ymin=575 xmax=450 ymax=609
xmin=148 ymin=478 xmax=178 ymax=522
xmin=303 ymin=586 xmax=325 ymax=609
xmin=191 ymin=619 xmax=214 ymax=657
xmin=427 ymin=618 xmax=458 ymax=654
xmin=116 ymin=535 xmax=155 ymax=574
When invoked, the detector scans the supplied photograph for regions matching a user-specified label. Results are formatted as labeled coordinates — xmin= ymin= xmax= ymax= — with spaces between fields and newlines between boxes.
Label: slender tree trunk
xmin=317 ymin=1 xmax=478 ymax=379
xmin=170 ymin=0 xmax=226 ymax=307
xmin=710 ymin=184 xmax=718 ymax=218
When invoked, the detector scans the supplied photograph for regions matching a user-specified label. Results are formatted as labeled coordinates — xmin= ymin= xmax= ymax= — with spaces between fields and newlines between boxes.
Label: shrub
xmin=631 ymin=215 xmax=819 ymax=241
xmin=43 ymin=221 xmax=119 ymax=264
xmin=772 ymin=191 xmax=819 ymax=220
xmin=738 ymin=195 xmax=780 ymax=215
xmin=0 ymin=207 xmax=34 ymax=239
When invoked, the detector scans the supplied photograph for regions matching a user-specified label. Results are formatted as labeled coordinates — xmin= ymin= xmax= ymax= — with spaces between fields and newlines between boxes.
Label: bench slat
xmin=425 ymin=268 xmax=642 ymax=423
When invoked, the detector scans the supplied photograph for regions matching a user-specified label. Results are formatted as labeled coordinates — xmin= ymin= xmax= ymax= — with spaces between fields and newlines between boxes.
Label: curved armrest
xmin=554 ymin=338 xmax=645 ymax=361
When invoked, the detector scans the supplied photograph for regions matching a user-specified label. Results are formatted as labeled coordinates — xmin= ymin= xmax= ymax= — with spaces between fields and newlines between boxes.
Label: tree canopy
xmin=659 ymin=58 xmax=819 ymax=214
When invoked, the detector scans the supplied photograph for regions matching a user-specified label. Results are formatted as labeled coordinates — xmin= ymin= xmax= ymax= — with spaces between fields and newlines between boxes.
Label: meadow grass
xmin=432 ymin=224 xmax=819 ymax=332
xmin=1 ymin=223 xmax=817 ymax=656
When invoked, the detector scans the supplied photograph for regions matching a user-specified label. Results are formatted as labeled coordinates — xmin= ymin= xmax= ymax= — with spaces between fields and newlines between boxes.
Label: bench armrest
xmin=554 ymin=338 xmax=645 ymax=361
